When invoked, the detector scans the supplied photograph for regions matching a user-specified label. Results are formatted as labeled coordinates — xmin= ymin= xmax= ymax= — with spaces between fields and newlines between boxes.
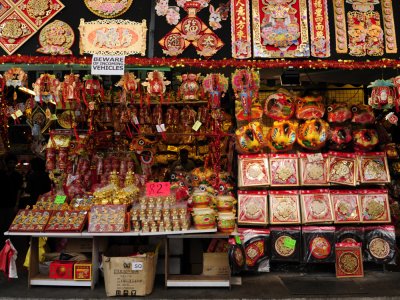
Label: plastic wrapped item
xmin=265 ymin=120 xmax=298 ymax=152
xmin=264 ymin=92 xmax=295 ymax=121
xmin=237 ymin=190 xmax=268 ymax=225
xmin=327 ymin=104 xmax=352 ymax=123
xmin=237 ymin=228 xmax=270 ymax=272
xmin=269 ymin=154 xmax=299 ymax=186
xmin=331 ymin=190 xmax=361 ymax=224
xmin=45 ymin=210 xmax=87 ymax=232
xmin=364 ymin=225 xmax=396 ymax=264
xmin=359 ymin=189 xmax=391 ymax=224
xmin=295 ymin=95 xmax=325 ymax=120
xmin=238 ymin=154 xmax=270 ymax=187
xmin=228 ymin=238 xmax=246 ymax=274
xmin=328 ymin=126 xmax=352 ymax=150
xmin=335 ymin=242 xmax=364 ymax=278
xmin=88 ymin=205 xmax=126 ymax=233
xmin=299 ymin=153 xmax=328 ymax=186
xmin=358 ymin=152 xmax=390 ymax=184
xmin=297 ymin=119 xmax=329 ymax=150
xmin=353 ymin=129 xmax=379 ymax=152
xmin=270 ymin=226 xmax=301 ymax=262
xmin=335 ymin=226 xmax=364 ymax=244
xmin=327 ymin=152 xmax=357 ymax=186
xmin=351 ymin=105 xmax=375 ymax=125
xmin=9 ymin=210 xmax=51 ymax=232
xmin=269 ymin=190 xmax=300 ymax=225
xmin=302 ymin=226 xmax=335 ymax=263
xmin=300 ymin=189 xmax=333 ymax=224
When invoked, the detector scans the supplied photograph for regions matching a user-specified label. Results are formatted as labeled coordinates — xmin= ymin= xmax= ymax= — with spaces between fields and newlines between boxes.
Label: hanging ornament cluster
xmin=159 ymin=1 xmax=224 ymax=57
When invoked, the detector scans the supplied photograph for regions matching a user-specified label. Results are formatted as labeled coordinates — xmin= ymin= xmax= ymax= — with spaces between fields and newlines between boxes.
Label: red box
xmin=49 ymin=261 xmax=75 ymax=279
xmin=74 ymin=262 xmax=92 ymax=281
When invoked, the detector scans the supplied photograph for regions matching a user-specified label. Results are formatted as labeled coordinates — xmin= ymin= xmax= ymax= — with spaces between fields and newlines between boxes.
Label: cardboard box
xmin=49 ymin=260 xmax=75 ymax=279
xmin=203 ymin=253 xmax=230 ymax=276
xmin=102 ymin=245 xmax=158 ymax=296
xmin=74 ymin=262 xmax=92 ymax=281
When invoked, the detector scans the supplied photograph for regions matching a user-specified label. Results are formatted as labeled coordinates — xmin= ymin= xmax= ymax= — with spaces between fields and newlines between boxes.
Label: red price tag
xmin=146 ymin=182 xmax=171 ymax=197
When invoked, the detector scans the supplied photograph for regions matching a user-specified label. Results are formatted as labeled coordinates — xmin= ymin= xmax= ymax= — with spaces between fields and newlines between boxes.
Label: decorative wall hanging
xmin=269 ymin=154 xmax=299 ymax=186
xmin=339 ymin=0 xmax=395 ymax=57
xmin=335 ymin=243 xmax=364 ymax=278
xmin=252 ymin=0 xmax=309 ymax=58
xmin=299 ymin=153 xmax=328 ymax=186
xmin=36 ymin=20 xmax=74 ymax=55
xmin=364 ymin=225 xmax=396 ymax=264
xmin=159 ymin=1 xmax=224 ymax=58
xmin=0 ymin=11 xmax=36 ymax=55
xmin=333 ymin=0 xmax=347 ymax=53
xmin=328 ymin=152 xmax=357 ymax=186
xmin=300 ymin=189 xmax=333 ymax=224
xmin=208 ymin=2 xmax=229 ymax=30
xmin=238 ymin=154 xmax=270 ymax=187
xmin=0 ymin=0 xmax=65 ymax=55
xmin=237 ymin=190 xmax=268 ymax=225
xmin=232 ymin=69 xmax=261 ymax=122
xmin=331 ymin=190 xmax=361 ymax=224
xmin=84 ymin=0 xmax=133 ymax=18
xmin=269 ymin=190 xmax=301 ymax=225
xmin=308 ymin=0 xmax=330 ymax=57
xmin=359 ymin=189 xmax=391 ymax=223
xmin=302 ymin=226 xmax=335 ymax=263
xmin=358 ymin=152 xmax=390 ymax=184
xmin=79 ymin=18 xmax=147 ymax=56
xmin=270 ymin=227 xmax=301 ymax=262
xmin=381 ymin=0 xmax=396 ymax=53
xmin=231 ymin=0 xmax=251 ymax=58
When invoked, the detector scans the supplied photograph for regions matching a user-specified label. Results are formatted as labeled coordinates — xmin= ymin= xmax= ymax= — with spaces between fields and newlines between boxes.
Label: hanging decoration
xmin=338 ymin=0 xmax=395 ymax=57
xmin=62 ymin=73 xmax=83 ymax=104
xmin=115 ymin=72 xmax=140 ymax=103
xmin=84 ymin=0 xmax=133 ymax=18
xmin=231 ymin=0 xmax=251 ymax=59
xmin=252 ymin=0 xmax=309 ymax=58
xmin=141 ymin=70 xmax=171 ymax=102
xmin=232 ymin=69 xmax=261 ymax=122
xmin=202 ymin=73 xmax=228 ymax=109
xmin=177 ymin=73 xmax=202 ymax=101
xmin=333 ymin=0 xmax=347 ymax=53
xmin=208 ymin=1 xmax=229 ymax=30
xmin=367 ymin=79 xmax=395 ymax=110
xmin=36 ymin=20 xmax=74 ymax=55
xmin=79 ymin=18 xmax=147 ymax=56
xmin=0 ymin=0 xmax=64 ymax=55
xmin=32 ymin=73 xmax=61 ymax=104
xmin=159 ymin=1 xmax=224 ymax=58
xmin=382 ymin=0 xmax=396 ymax=53
xmin=308 ymin=0 xmax=330 ymax=57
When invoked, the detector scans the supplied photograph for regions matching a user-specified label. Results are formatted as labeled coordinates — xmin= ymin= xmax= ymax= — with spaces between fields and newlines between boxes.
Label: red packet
xmin=335 ymin=242 xmax=364 ymax=278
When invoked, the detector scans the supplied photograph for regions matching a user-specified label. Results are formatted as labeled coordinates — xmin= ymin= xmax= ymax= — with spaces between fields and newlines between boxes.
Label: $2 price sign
xmin=146 ymin=182 xmax=171 ymax=197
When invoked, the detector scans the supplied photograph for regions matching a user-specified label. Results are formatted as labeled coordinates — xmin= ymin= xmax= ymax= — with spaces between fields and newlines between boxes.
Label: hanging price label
xmin=146 ymin=182 xmax=171 ymax=197
xmin=192 ymin=120 xmax=202 ymax=131
xmin=54 ymin=195 xmax=67 ymax=204
xmin=235 ymin=236 xmax=242 ymax=245
xmin=283 ymin=237 xmax=296 ymax=249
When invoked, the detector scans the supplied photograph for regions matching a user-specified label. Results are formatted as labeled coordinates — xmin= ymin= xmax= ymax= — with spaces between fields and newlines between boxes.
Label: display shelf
xmin=142 ymin=227 xmax=217 ymax=236
xmin=4 ymin=231 xmax=83 ymax=237
xmin=30 ymin=275 xmax=91 ymax=287
xmin=82 ymin=231 xmax=139 ymax=237
xmin=166 ymin=275 xmax=230 ymax=287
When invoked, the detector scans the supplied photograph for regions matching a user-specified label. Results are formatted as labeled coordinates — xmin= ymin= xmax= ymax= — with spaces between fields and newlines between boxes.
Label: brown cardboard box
xmin=102 ymin=245 xmax=158 ymax=296
xmin=202 ymin=253 xmax=230 ymax=276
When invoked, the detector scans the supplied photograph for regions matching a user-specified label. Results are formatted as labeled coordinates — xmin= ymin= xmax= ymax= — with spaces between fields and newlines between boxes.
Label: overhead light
xmin=280 ymin=67 xmax=301 ymax=86
xmin=18 ymin=87 xmax=36 ymax=96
